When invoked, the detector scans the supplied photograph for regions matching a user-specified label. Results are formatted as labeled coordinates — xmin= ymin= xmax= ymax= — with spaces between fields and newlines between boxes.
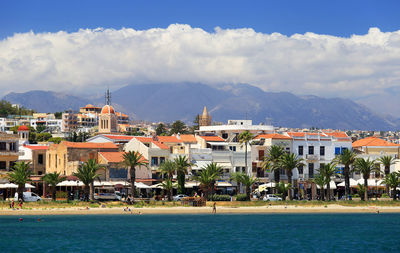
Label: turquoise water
xmin=0 ymin=213 xmax=399 ymax=252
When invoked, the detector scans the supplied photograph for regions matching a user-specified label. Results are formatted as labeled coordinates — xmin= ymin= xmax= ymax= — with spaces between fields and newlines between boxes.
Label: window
xmin=308 ymin=146 xmax=314 ymax=155
xmin=9 ymin=161 xmax=15 ymax=169
xmin=151 ymin=157 xmax=159 ymax=166
xmin=229 ymin=146 xmax=236 ymax=152
xmin=320 ymin=146 xmax=325 ymax=156
xmin=258 ymin=150 xmax=264 ymax=160
xmin=308 ymin=163 xmax=314 ymax=178
xmin=9 ymin=142 xmax=16 ymax=151
xmin=335 ymin=147 xmax=341 ymax=155
xmin=160 ymin=157 xmax=165 ymax=164
xmin=298 ymin=165 xmax=303 ymax=175
xmin=298 ymin=146 xmax=303 ymax=156
xmin=55 ymin=154 xmax=57 ymax=168
xmin=0 ymin=142 xmax=6 ymax=151
xmin=222 ymin=133 xmax=228 ymax=139
xmin=38 ymin=154 xmax=43 ymax=165
xmin=0 ymin=161 xmax=6 ymax=170
xmin=236 ymin=167 xmax=240 ymax=172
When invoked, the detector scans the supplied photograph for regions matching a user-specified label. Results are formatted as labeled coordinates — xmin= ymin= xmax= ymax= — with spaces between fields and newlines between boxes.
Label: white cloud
xmin=0 ymin=24 xmax=400 ymax=99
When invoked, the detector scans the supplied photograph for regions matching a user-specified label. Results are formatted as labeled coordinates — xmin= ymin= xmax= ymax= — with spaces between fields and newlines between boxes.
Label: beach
xmin=1 ymin=204 xmax=400 ymax=215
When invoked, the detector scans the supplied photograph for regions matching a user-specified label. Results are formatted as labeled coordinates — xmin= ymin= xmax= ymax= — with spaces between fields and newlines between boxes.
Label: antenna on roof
xmin=105 ymin=88 xmax=111 ymax=105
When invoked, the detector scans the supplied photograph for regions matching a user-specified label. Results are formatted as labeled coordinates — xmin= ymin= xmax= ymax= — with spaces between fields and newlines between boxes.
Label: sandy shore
xmin=1 ymin=205 xmax=400 ymax=215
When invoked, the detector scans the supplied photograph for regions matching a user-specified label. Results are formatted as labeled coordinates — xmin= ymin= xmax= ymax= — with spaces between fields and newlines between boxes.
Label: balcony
xmin=306 ymin=154 xmax=319 ymax=161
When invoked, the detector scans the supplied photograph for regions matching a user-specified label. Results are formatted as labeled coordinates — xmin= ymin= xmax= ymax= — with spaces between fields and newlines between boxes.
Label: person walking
xmin=212 ymin=202 xmax=217 ymax=214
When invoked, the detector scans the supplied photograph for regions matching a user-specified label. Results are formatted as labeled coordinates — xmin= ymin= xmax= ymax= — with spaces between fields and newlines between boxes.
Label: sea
xmin=0 ymin=213 xmax=399 ymax=252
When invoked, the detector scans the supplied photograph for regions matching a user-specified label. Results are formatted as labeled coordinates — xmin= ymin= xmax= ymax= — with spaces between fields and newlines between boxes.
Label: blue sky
xmin=1 ymin=0 xmax=399 ymax=39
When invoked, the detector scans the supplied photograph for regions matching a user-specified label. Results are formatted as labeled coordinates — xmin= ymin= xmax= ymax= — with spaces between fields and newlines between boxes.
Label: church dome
xmin=101 ymin=105 xmax=115 ymax=114
xmin=18 ymin=125 xmax=29 ymax=131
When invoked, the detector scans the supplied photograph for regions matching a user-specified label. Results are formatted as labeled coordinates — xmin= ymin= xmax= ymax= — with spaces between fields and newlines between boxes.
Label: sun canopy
xmin=185 ymin=181 xmax=199 ymax=188
xmin=216 ymin=181 xmax=232 ymax=187
xmin=316 ymin=181 xmax=337 ymax=190
xmin=337 ymin=178 xmax=358 ymax=187
xmin=192 ymin=161 xmax=212 ymax=170
xmin=0 ymin=183 xmax=35 ymax=189
xmin=56 ymin=180 xmax=84 ymax=187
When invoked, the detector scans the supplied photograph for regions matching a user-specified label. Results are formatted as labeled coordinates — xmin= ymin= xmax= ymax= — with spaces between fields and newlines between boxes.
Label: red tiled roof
xmin=18 ymin=125 xmax=30 ymax=131
xmin=103 ymin=135 xmax=134 ymax=141
xmin=62 ymin=141 xmax=118 ymax=149
xmin=99 ymin=151 xmax=147 ymax=163
xmin=352 ymin=137 xmax=400 ymax=148
xmin=134 ymin=137 xmax=169 ymax=150
xmin=199 ymin=136 xmax=225 ymax=142
xmin=23 ymin=145 xmax=49 ymax=150
xmin=254 ymin=133 xmax=292 ymax=140
xmin=152 ymin=141 xmax=169 ymax=150
xmin=157 ymin=136 xmax=182 ymax=143
xmin=178 ymin=134 xmax=197 ymax=143
xmin=101 ymin=105 xmax=115 ymax=114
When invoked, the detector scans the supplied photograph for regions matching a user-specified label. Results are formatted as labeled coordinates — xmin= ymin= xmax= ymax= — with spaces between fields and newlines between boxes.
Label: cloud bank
xmin=0 ymin=24 xmax=399 ymax=98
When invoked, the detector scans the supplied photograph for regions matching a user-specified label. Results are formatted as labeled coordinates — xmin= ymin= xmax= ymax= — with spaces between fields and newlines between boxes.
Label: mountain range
xmin=3 ymin=83 xmax=399 ymax=131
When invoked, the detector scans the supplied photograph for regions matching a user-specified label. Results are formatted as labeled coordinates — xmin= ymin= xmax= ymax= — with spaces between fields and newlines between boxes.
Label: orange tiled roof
xmin=324 ymin=131 xmax=348 ymax=138
xmin=134 ymin=137 xmax=169 ymax=150
xmin=62 ymin=141 xmax=118 ymax=149
xmin=178 ymin=134 xmax=197 ymax=143
xmin=254 ymin=133 xmax=292 ymax=140
xmin=101 ymin=105 xmax=115 ymax=114
xmin=116 ymin=112 xmax=129 ymax=118
xmin=99 ymin=151 xmax=147 ymax=163
xmin=199 ymin=136 xmax=225 ymax=142
xmin=352 ymin=137 xmax=400 ymax=148
xmin=157 ymin=136 xmax=182 ymax=143
xmin=24 ymin=145 xmax=49 ymax=150
xmin=104 ymin=135 xmax=134 ymax=140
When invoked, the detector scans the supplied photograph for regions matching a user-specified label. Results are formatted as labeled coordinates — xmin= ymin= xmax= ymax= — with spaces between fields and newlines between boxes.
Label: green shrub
xmin=382 ymin=193 xmax=390 ymax=198
xmin=56 ymin=191 xmax=68 ymax=199
xmin=207 ymin=194 xmax=231 ymax=201
xmin=236 ymin=194 xmax=248 ymax=201
xmin=352 ymin=194 xmax=360 ymax=198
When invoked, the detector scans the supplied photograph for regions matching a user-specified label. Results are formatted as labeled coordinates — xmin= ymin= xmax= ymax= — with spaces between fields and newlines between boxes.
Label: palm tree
xmin=275 ymin=182 xmax=291 ymax=201
xmin=279 ymin=153 xmax=304 ymax=200
xmin=193 ymin=162 xmax=223 ymax=199
xmin=381 ymin=172 xmax=400 ymax=200
xmin=335 ymin=149 xmax=356 ymax=200
xmin=238 ymin=131 xmax=254 ymax=174
xmin=123 ymin=151 xmax=148 ymax=198
xmin=159 ymin=160 xmax=175 ymax=199
xmin=319 ymin=162 xmax=338 ymax=201
xmin=160 ymin=178 xmax=174 ymax=201
xmin=42 ymin=172 xmax=66 ymax=201
xmin=8 ymin=161 xmax=32 ymax=202
xmin=378 ymin=156 xmax=396 ymax=195
xmin=174 ymin=155 xmax=191 ymax=194
xmin=356 ymin=183 xmax=366 ymax=201
xmin=353 ymin=158 xmax=378 ymax=201
xmin=230 ymin=172 xmax=258 ymax=201
xmin=313 ymin=174 xmax=326 ymax=201
xmin=265 ymin=145 xmax=285 ymax=183
xmin=73 ymin=159 xmax=102 ymax=201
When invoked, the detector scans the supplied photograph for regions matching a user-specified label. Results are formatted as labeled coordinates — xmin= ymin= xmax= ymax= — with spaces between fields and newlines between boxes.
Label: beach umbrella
xmin=316 ymin=181 xmax=337 ymax=190
xmin=337 ymin=178 xmax=358 ymax=187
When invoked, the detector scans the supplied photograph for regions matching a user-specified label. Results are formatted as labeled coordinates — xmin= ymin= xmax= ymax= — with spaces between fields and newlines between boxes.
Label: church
xmin=98 ymin=89 xmax=118 ymax=134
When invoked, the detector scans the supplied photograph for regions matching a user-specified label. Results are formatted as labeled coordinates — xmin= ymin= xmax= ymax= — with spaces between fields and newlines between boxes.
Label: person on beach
xmin=212 ymin=202 xmax=216 ymax=214
xmin=18 ymin=200 xmax=23 ymax=209
xmin=11 ymin=200 xmax=15 ymax=209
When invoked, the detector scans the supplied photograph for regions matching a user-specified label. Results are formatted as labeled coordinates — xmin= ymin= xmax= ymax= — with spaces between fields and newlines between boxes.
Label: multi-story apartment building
xmin=0 ymin=132 xmax=20 ymax=171
xmin=61 ymin=110 xmax=78 ymax=132
xmin=30 ymin=113 xmax=62 ymax=133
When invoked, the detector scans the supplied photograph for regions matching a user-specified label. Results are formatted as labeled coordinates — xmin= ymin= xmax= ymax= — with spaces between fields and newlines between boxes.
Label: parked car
xmin=173 ymin=194 xmax=188 ymax=201
xmin=14 ymin=192 xmax=41 ymax=202
xmin=263 ymin=194 xmax=282 ymax=201
xmin=94 ymin=187 xmax=120 ymax=201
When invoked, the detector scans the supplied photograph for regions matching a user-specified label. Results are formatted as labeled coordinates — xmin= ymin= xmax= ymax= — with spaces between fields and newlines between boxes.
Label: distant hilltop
xmin=3 ymin=83 xmax=400 ymax=131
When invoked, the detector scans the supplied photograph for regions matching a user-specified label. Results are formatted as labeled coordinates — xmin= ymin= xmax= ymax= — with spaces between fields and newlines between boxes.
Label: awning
xmin=192 ymin=160 xmax=212 ymax=170
xmin=207 ymin=142 xmax=228 ymax=146
xmin=185 ymin=181 xmax=199 ymax=188
xmin=134 ymin=182 xmax=151 ymax=189
xmin=316 ymin=181 xmax=337 ymax=190
xmin=216 ymin=162 xmax=232 ymax=168
xmin=216 ymin=181 xmax=232 ymax=187
xmin=337 ymin=178 xmax=358 ymax=187
xmin=56 ymin=180 xmax=84 ymax=187
xmin=356 ymin=179 xmax=384 ymax=187
xmin=0 ymin=183 xmax=35 ymax=189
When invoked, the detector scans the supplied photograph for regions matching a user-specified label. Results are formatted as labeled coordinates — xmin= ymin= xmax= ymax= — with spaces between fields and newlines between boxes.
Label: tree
xmin=73 ymin=159 xmax=102 ymax=201
xmin=335 ymin=149 xmax=356 ymax=200
xmin=356 ymin=184 xmax=366 ymax=201
xmin=174 ymin=155 xmax=191 ymax=194
xmin=123 ymin=151 xmax=148 ymax=199
xmin=381 ymin=172 xmax=400 ymax=200
xmin=377 ymin=156 xmax=396 ymax=195
xmin=8 ymin=161 xmax=32 ymax=202
xmin=54 ymin=112 xmax=63 ymax=119
xmin=318 ymin=162 xmax=338 ymax=201
xmin=275 ymin=182 xmax=290 ymax=201
xmin=43 ymin=172 xmax=66 ymax=201
xmin=160 ymin=178 xmax=174 ymax=201
xmin=238 ymin=130 xmax=254 ymax=174
xmin=159 ymin=160 xmax=175 ymax=199
xmin=313 ymin=174 xmax=326 ymax=201
xmin=155 ymin=123 xmax=167 ymax=136
xmin=48 ymin=137 xmax=63 ymax=144
xmin=230 ymin=172 xmax=258 ymax=201
xmin=265 ymin=145 xmax=285 ymax=183
xmin=278 ymin=153 xmax=304 ymax=200
xmin=36 ymin=132 xmax=52 ymax=142
xmin=193 ymin=162 xmax=223 ymax=199
xmin=353 ymin=158 xmax=378 ymax=201
xmin=169 ymin=120 xmax=187 ymax=135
